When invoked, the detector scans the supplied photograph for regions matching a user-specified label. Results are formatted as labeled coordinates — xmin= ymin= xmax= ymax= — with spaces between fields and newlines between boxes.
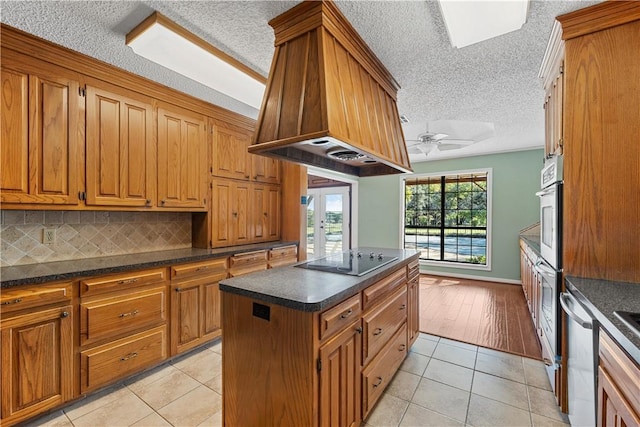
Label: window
xmin=403 ymin=170 xmax=491 ymax=268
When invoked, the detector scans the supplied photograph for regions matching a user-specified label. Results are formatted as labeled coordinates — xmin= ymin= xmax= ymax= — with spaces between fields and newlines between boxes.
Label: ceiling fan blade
xmin=438 ymin=138 xmax=475 ymax=146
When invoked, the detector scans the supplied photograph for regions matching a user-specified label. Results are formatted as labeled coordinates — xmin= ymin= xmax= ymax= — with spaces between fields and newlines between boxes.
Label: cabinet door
xmin=0 ymin=305 xmax=73 ymax=425
xmin=598 ymin=366 xmax=640 ymax=427
xmin=85 ymin=84 xmax=154 ymax=207
xmin=211 ymin=179 xmax=234 ymax=247
xmin=1 ymin=62 xmax=80 ymax=205
xmin=543 ymin=63 xmax=564 ymax=158
xmin=252 ymin=184 xmax=267 ymax=241
xmin=407 ymin=277 xmax=419 ymax=348
xmin=252 ymin=155 xmax=281 ymax=184
xmin=212 ymin=125 xmax=251 ymax=180
xmin=319 ymin=321 xmax=362 ymax=427
xmin=157 ymin=105 xmax=207 ymax=209
xmin=233 ymin=181 xmax=251 ymax=245
xmin=266 ymin=185 xmax=281 ymax=240
xmin=203 ymin=281 xmax=222 ymax=337
xmin=171 ymin=282 xmax=201 ymax=354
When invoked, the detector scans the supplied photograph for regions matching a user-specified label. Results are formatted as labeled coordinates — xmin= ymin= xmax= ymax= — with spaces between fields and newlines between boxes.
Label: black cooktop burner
xmin=296 ymin=251 xmax=398 ymax=276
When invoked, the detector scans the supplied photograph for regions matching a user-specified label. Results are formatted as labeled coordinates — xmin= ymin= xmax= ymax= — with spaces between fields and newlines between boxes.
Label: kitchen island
xmin=219 ymin=247 xmax=420 ymax=426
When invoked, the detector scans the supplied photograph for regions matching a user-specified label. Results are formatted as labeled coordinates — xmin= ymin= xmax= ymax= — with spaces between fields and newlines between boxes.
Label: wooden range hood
xmin=250 ymin=0 xmax=413 ymax=177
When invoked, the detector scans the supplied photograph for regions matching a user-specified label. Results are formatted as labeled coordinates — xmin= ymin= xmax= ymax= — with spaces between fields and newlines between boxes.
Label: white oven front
xmin=537 ymin=182 xmax=562 ymax=269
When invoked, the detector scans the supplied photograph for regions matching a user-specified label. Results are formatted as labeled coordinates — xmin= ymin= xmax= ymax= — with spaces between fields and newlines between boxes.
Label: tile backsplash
xmin=1 ymin=210 xmax=192 ymax=267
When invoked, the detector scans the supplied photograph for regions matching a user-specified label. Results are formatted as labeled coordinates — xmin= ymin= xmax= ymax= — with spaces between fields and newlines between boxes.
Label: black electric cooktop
xmin=296 ymin=251 xmax=398 ymax=276
xmin=614 ymin=311 xmax=640 ymax=339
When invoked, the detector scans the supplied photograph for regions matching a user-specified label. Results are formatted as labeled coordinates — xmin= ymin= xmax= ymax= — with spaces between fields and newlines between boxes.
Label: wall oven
xmin=537 ymin=156 xmax=563 ymax=270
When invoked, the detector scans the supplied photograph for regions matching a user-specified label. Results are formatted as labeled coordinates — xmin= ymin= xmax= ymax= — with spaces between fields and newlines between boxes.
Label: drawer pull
xmin=120 ymin=352 xmax=138 ymax=361
xmin=195 ymin=266 xmax=209 ymax=272
xmin=373 ymin=328 xmax=383 ymax=336
xmin=341 ymin=309 xmax=353 ymax=319
xmin=117 ymin=278 xmax=138 ymax=285
xmin=399 ymin=344 xmax=406 ymax=352
xmin=373 ymin=377 xmax=383 ymax=388
xmin=61 ymin=311 xmax=69 ymax=318
xmin=119 ymin=310 xmax=139 ymax=318
xmin=355 ymin=326 xmax=363 ymax=334
xmin=400 ymin=304 xmax=406 ymax=310
xmin=1 ymin=298 xmax=23 ymax=305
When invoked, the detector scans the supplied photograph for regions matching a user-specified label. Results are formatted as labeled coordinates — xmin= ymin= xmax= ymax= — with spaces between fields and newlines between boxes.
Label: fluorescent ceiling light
xmin=126 ymin=12 xmax=266 ymax=109
xmin=438 ymin=0 xmax=529 ymax=48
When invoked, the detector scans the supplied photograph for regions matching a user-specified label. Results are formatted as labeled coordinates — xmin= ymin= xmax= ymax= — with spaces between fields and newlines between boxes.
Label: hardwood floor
xmin=419 ymin=275 xmax=542 ymax=360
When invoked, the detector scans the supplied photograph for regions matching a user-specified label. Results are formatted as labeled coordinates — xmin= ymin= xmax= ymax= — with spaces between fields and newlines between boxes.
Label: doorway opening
xmin=306 ymin=174 xmax=352 ymax=259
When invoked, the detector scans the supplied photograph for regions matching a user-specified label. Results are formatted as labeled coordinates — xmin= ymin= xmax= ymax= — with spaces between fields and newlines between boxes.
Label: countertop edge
xmin=0 ymin=241 xmax=299 ymax=288
xmin=219 ymin=250 xmax=420 ymax=312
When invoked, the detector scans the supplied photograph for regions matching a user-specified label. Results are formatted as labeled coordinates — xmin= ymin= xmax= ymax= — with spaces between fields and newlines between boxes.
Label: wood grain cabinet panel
xmin=85 ymin=83 xmax=155 ymax=207
xmin=212 ymin=124 xmax=252 ymax=181
xmin=268 ymin=245 xmax=298 ymax=269
xmin=80 ymin=286 xmax=166 ymax=346
xmin=211 ymin=179 xmax=252 ymax=247
xmin=319 ymin=320 xmax=362 ymax=427
xmin=0 ymin=54 xmax=80 ymax=205
xmin=80 ymin=325 xmax=167 ymax=393
xmin=252 ymin=183 xmax=281 ymax=242
xmin=362 ymin=286 xmax=407 ymax=366
xmin=157 ymin=103 xmax=207 ymax=209
xmin=0 ymin=304 xmax=73 ymax=425
xmin=228 ymin=250 xmax=267 ymax=277
xmin=252 ymin=155 xmax=281 ymax=184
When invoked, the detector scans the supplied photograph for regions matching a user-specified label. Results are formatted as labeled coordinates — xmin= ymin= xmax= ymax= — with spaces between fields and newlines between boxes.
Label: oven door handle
xmin=559 ymin=292 xmax=593 ymax=329
xmin=535 ymin=188 xmax=555 ymax=197
xmin=534 ymin=260 xmax=555 ymax=276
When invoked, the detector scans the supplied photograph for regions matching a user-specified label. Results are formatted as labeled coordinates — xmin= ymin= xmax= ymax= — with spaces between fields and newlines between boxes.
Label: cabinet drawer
xmin=319 ymin=294 xmax=362 ymax=341
xmin=80 ymin=286 xmax=166 ymax=346
xmin=0 ymin=282 xmax=72 ymax=315
xmin=363 ymin=286 xmax=407 ymax=365
xmin=362 ymin=323 xmax=407 ymax=417
xmin=171 ymin=258 xmax=227 ymax=280
xmin=362 ymin=267 xmax=406 ymax=311
xmin=80 ymin=268 xmax=167 ymax=297
xmin=268 ymin=245 xmax=298 ymax=261
xmin=599 ymin=330 xmax=640 ymax=414
xmin=230 ymin=250 xmax=268 ymax=268
xmin=407 ymin=259 xmax=419 ymax=281
xmin=80 ymin=325 xmax=167 ymax=393
xmin=229 ymin=250 xmax=267 ymax=276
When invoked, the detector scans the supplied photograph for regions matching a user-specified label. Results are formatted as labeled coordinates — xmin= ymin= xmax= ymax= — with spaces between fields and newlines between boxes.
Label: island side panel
xmin=222 ymin=291 xmax=318 ymax=426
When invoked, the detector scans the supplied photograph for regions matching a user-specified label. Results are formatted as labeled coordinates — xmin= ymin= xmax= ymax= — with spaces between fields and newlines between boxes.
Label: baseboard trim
xmin=419 ymin=269 xmax=522 ymax=285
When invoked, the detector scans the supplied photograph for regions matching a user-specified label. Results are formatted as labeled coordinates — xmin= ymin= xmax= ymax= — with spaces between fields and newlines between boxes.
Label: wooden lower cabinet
xmin=319 ymin=320 xmax=362 ymax=427
xmin=597 ymin=331 xmax=640 ymax=427
xmin=228 ymin=250 xmax=267 ymax=277
xmin=222 ymin=260 xmax=417 ymax=426
xmin=268 ymin=244 xmax=298 ymax=269
xmin=0 ymin=303 xmax=73 ymax=425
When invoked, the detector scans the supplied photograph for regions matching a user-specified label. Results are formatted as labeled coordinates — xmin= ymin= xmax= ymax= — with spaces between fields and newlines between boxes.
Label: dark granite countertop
xmin=520 ymin=235 xmax=541 ymax=255
xmin=219 ymin=247 xmax=420 ymax=312
xmin=565 ymin=276 xmax=640 ymax=365
xmin=0 ymin=241 xmax=298 ymax=288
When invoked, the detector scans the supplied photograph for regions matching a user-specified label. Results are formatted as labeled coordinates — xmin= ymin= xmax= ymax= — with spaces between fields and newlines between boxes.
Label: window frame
xmin=399 ymin=168 xmax=493 ymax=271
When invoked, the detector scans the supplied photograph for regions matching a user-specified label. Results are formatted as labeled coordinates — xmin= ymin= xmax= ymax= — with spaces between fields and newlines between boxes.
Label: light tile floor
xmin=25 ymin=334 xmax=571 ymax=427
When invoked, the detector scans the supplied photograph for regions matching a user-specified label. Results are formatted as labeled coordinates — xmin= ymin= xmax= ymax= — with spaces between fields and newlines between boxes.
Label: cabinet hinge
xmin=79 ymin=87 xmax=86 ymax=97
xmin=317 ymin=358 xmax=322 ymax=372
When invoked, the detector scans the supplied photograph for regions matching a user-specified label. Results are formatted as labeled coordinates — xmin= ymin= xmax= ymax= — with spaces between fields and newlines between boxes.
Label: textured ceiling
xmin=1 ymin=0 xmax=600 ymax=163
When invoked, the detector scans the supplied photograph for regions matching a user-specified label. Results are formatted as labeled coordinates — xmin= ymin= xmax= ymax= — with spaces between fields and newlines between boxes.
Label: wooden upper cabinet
xmin=85 ymin=83 xmax=155 ymax=207
xmin=1 ymin=54 xmax=80 ymax=205
xmin=157 ymin=103 xmax=207 ymax=209
xmin=210 ymin=179 xmax=251 ymax=247
xmin=212 ymin=124 xmax=252 ymax=180
xmin=252 ymin=155 xmax=281 ymax=184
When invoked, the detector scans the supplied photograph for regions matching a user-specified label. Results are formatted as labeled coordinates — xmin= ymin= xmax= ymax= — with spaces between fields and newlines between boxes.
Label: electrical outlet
xmin=43 ymin=228 xmax=56 ymax=245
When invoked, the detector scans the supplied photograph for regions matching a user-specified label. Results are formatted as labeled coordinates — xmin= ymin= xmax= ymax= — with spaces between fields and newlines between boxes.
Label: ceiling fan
xmin=406 ymin=120 xmax=496 ymax=156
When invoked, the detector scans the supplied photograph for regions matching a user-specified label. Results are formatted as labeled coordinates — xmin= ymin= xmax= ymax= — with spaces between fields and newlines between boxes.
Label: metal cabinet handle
xmin=233 ymin=212 xmax=238 ymax=217
xmin=373 ymin=328 xmax=383 ymax=336
xmin=117 ymin=278 xmax=138 ymax=285
xmin=400 ymin=304 xmax=406 ymax=310
xmin=120 ymin=352 xmax=138 ymax=361
xmin=373 ymin=377 xmax=383 ymax=388
xmin=195 ymin=266 xmax=209 ymax=272
xmin=175 ymin=287 xmax=182 ymax=292
xmin=559 ymin=292 xmax=593 ymax=329
xmin=1 ymin=298 xmax=23 ymax=305
xmin=399 ymin=344 xmax=406 ymax=351
xmin=341 ymin=309 xmax=353 ymax=319
xmin=161 ymin=199 xmax=166 ymax=205
xmin=355 ymin=326 xmax=363 ymax=334
xmin=61 ymin=311 xmax=70 ymax=318
xmin=119 ymin=310 xmax=139 ymax=318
